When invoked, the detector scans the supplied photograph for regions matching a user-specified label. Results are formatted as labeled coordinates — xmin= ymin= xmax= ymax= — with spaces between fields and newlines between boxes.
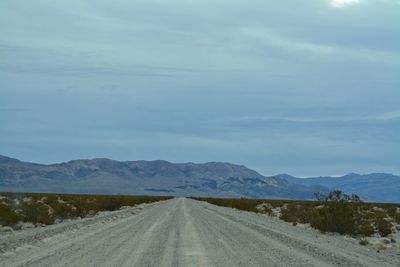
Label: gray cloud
xmin=1 ymin=0 xmax=399 ymax=176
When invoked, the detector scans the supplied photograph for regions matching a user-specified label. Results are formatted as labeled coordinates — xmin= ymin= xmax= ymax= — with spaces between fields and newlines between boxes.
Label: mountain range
xmin=1 ymin=155 xmax=399 ymax=202
xmin=0 ymin=155 xmax=325 ymax=199
xmin=277 ymin=173 xmax=400 ymax=203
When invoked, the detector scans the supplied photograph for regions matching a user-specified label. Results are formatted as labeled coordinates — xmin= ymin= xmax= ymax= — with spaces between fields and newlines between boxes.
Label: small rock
xmin=0 ymin=226 xmax=13 ymax=232
xmin=21 ymin=222 xmax=35 ymax=230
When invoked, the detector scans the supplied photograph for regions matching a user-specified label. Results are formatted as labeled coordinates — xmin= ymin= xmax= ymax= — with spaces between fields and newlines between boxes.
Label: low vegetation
xmin=359 ymin=238 xmax=369 ymax=246
xmin=194 ymin=191 xmax=400 ymax=239
xmin=0 ymin=192 xmax=172 ymax=230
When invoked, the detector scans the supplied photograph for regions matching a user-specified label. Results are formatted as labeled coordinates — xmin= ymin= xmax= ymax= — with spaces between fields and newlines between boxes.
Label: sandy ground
xmin=0 ymin=198 xmax=399 ymax=267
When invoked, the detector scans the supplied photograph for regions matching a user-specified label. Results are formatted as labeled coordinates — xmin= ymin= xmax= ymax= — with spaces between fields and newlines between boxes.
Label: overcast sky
xmin=1 ymin=0 xmax=399 ymax=176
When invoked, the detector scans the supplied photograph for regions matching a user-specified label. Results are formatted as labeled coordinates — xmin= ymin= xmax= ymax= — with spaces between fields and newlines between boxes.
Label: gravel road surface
xmin=0 ymin=198 xmax=398 ymax=266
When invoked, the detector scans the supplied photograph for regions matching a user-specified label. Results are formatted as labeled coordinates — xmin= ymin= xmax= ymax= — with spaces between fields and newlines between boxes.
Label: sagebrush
xmin=194 ymin=193 xmax=399 ymax=237
xmin=0 ymin=192 xmax=172 ymax=229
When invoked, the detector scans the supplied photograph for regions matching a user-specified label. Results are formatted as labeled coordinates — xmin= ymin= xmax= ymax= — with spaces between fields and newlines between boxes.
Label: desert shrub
xmin=266 ymin=200 xmax=286 ymax=208
xmin=357 ymin=220 xmax=375 ymax=237
xmin=375 ymin=217 xmax=393 ymax=237
xmin=26 ymin=194 xmax=171 ymax=224
xmin=264 ymin=207 xmax=273 ymax=215
xmin=279 ymin=205 xmax=294 ymax=222
xmin=359 ymin=239 xmax=369 ymax=246
xmin=310 ymin=202 xmax=360 ymax=235
xmin=227 ymin=198 xmax=260 ymax=212
xmin=257 ymin=203 xmax=273 ymax=215
xmin=0 ymin=193 xmax=171 ymax=228
xmin=280 ymin=203 xmax=314 ymax=224
xmin=31 ymin=194 xmax=43 ymax=202
xmin=386 ymin=206 xmax=397 ymax=218
xmin=0 ymin=202 xmax=21 ymax=226
xmin=95 ymin=196 xmax=124 ymax=211
xmin=392 ymin=210 xmax=400 ymax=224
xmin=366 ymin=209 xmax=394 ymax=237
xmin=42 ymin=195 xmax=76 ymax=219
xmin=309 ymin=190 xmax=395 ymax=236
xmin=193 ymin=197 xmax=261 ymax=213
xmin=42 ymin=195 xmax=58 ymax=204
xmin=49 ymin=201 xmax=76 ymax=220
xmin=194 ymin=194 xmax=399 ymax=238
xmin=21 ymin=202 xmax=54 ymax=225
xmin=68 ymin=196 xmax=100 ymax=217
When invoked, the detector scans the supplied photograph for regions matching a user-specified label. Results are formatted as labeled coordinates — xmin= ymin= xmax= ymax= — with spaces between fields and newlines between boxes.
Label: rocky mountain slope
xmin=277 ymin=173 xmax=400 ymax=203
xmin=0 ymin=155 xmax=325 ymax=199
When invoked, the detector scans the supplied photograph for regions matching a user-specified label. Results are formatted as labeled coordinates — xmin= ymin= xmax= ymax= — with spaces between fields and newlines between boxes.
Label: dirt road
xmin=0 ymin=198 xmax=398 ymax=266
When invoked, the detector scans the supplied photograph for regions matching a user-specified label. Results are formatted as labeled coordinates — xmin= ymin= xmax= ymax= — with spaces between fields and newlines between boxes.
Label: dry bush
xmin=21 ymin=202 xmax=54 ymax=225
xmin=394 ymin=212 xmax=400 ymax=224
xmin=0 ymin=202 xmax=21 ymax=226
xmin=359 ymin=239 xmax=369 ymax=246
xmin=280 ymin=202 xmax=316 ymax=224
xmin=309 ymin=203 xmax=360 ymax=235
xmin=195 ymin=193 xmax=399 ymax=238
xmin=50 ymin=201 xmax=77 ymax=219
xmin=0 ymin=192 xmax=172 ymax=228
xmin=193 ymin=197 xmax=263 ymax=213
xmin=375 ymin=216 xmax=393 ymax=237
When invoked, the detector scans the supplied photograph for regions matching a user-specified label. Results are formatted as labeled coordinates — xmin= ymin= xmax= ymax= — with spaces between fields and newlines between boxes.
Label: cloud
xmin=0 ymin=42 xmax=209 ymax=78
xmin=232 ymin=111 xmax=400 ymax=124
xmin=1 ymin=0 xmax=399 ymax=175
xmin=329 ymin=0 xmax=361 ymax=8
xmin=241 ymin=28 xmax=400 ymax=64
xmin=241 ymin=28 xmax=333 ymax=55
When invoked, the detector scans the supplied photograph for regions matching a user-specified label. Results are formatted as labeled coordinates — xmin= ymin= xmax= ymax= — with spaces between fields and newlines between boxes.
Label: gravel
xmin=0 ymin=198 xmax=398 ymax=266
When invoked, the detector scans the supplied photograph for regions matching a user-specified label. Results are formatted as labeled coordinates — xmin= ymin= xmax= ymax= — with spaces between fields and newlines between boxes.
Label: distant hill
xmin=0 ymin=155 xmax=325 ymax=200
xmin=277 ymin=173 xmax=400 ymax=203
